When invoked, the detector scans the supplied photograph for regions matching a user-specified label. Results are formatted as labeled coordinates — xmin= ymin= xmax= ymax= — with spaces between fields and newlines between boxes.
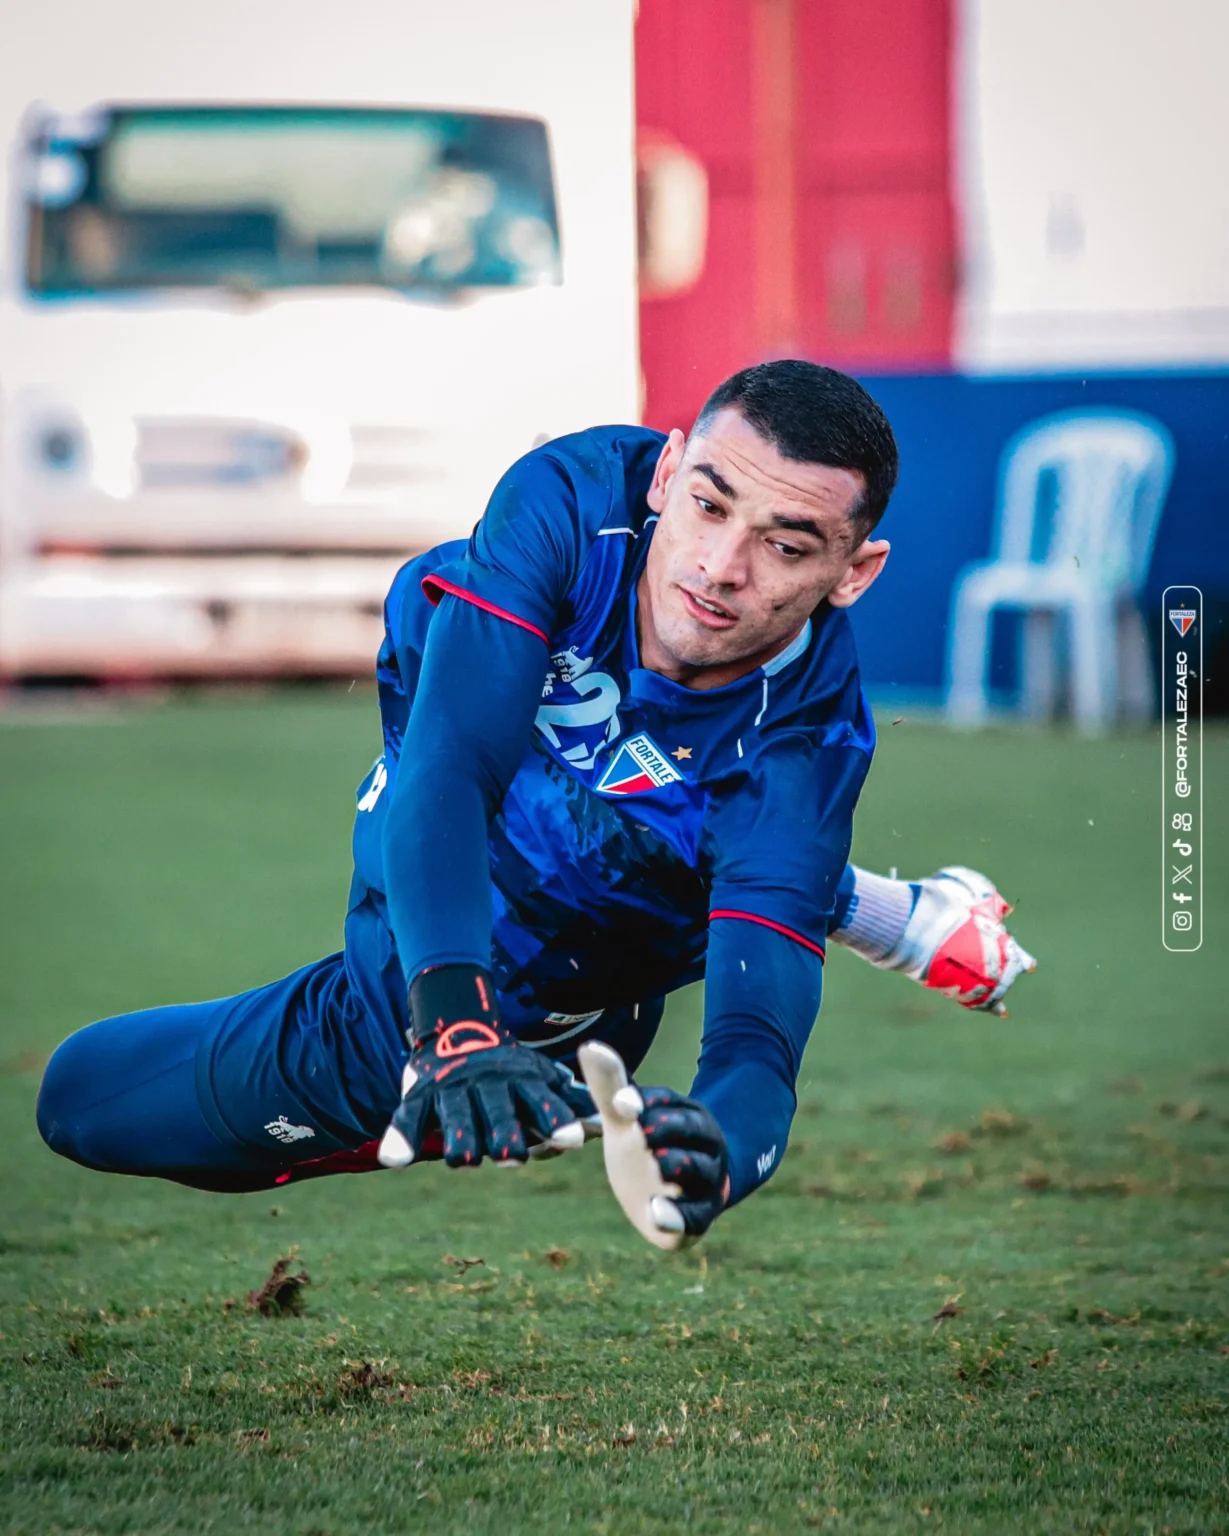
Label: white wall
xmin=955 ymin=0 xmax=1229 ymax=371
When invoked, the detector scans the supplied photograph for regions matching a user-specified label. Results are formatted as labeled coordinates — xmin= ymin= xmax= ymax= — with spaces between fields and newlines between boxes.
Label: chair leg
xmin=1118 ymin=600 xmax=1154 ymax=722
xmin=947 ymin=583 xmax=994 ymax=726
xmin=1069 ymin=592 xmax=1117 ymax=733
xmin=1022 ymin=610 xmax=1058 ymax=722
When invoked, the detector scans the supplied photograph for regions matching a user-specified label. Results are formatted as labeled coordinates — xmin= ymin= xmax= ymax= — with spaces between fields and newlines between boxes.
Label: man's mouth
xmin=679 ymin=586 xmax=738 ymax=629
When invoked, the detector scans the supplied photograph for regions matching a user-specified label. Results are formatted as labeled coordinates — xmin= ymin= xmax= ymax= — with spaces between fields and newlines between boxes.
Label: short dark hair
xmin=693 ymin=360 xmax=899 ymax=531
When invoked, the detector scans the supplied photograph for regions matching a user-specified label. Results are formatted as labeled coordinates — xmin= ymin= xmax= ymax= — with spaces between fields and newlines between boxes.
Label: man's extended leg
xmin=37 ymin=998 xmax=286 ymax=1191
xmin=37 ymin=955 xmax=403 ymax=1190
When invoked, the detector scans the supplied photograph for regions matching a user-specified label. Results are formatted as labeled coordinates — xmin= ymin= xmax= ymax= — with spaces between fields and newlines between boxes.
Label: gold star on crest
xmin=671 ymin=746 xmax=692 ymax=761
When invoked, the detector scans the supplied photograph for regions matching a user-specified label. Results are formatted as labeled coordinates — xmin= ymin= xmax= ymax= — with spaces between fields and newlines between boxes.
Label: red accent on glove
xmin=925 ymin=908 xmax=1010 ymax=1006
xmin=436 ymin=1020 xmax=503 ymax=1056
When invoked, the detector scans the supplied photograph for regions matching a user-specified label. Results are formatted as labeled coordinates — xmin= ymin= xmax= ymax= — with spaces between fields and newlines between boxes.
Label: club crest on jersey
xmin=1169 ymin=608 xmax=1196 ymax=637
xmin=595 ymin=732 xmax=684 ymax=796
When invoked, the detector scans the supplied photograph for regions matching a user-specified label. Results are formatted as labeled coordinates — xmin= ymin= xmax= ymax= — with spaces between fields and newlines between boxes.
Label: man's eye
xmin=770 ymin=540 xmax=804 ymax=559
xmin=694 ymin=496 xmax=719 ymax=515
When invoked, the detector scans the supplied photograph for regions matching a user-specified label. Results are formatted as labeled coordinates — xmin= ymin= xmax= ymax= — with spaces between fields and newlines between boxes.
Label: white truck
xmin=0 ymin=0 xmax=638 ymax=676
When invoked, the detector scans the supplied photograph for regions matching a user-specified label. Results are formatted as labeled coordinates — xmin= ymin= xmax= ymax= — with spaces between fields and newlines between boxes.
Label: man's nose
xmin=698 ymin=524 xmax=749 ymax=588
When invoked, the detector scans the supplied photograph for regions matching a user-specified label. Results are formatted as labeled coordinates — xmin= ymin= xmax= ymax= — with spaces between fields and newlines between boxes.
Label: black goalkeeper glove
xmin=377 ymin=965 xmax=593 ymax=1169
xmin=638 ymin=1085 xmax=731 ymax=1237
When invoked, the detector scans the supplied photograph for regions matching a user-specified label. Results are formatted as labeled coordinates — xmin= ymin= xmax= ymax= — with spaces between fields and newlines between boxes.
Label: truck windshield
xmin=25 ymin=106 xmax=561 ymax=295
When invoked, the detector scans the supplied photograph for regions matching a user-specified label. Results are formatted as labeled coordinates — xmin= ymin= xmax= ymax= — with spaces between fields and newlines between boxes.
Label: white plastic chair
xmin=946 ymin=409 xmax=1173 ymax=732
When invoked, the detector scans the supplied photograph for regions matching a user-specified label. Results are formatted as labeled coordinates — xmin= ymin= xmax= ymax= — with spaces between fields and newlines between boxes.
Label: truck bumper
xmin=0 ymin=554 xmax=407 ymax=677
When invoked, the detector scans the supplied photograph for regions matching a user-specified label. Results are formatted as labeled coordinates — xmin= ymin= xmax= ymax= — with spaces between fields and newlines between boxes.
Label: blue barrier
xmin=847 ymin=372 xmax=1229 ymax=700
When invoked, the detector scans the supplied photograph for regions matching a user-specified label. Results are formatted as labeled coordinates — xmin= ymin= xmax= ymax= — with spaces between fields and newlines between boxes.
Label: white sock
xmin=831 ymin=866 xmax=919 ymax=964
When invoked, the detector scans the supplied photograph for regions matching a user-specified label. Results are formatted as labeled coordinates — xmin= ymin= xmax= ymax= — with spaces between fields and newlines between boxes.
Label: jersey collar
xmin=761 ymin=618 xmax=812 ymax=676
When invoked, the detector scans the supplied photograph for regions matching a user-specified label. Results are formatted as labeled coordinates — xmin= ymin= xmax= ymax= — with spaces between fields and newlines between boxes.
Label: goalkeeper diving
xmin=37 ymin=361 xmax=1034 ymax=1242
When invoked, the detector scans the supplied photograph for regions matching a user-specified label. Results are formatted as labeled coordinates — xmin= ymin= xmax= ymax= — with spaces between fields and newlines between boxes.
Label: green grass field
xmin=1 ymin=691 xmax=1225 ymax=1535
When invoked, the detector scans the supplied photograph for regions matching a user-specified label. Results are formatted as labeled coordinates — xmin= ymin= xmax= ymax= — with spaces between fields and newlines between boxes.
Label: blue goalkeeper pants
xmin=36 ymin=952 xmax=406 ymax=1191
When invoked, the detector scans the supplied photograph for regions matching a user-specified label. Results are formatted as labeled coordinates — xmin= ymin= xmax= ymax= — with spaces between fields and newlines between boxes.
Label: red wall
xmin=635 ymin=0 xmax=955 ymax=432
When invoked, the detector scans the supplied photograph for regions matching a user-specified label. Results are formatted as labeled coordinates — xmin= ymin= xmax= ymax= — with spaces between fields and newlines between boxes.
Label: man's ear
xmin=646 ymin=428 xmax=687 ymax=513
xmin=827 ymin=536 xmax=890 ymax=609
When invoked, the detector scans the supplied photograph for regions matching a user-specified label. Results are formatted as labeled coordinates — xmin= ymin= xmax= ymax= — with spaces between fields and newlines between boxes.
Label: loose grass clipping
xmin=247 ymin=1255 xmax=311 ymax=1316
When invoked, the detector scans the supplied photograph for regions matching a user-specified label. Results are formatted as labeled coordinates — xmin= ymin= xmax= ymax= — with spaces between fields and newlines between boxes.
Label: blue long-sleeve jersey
xmin=343 ymin=426 xmax=875 ymax=1203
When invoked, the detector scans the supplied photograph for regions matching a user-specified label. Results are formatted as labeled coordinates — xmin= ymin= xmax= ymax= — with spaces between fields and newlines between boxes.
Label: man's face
xmin=639 ymin=408 xmax=889 ymax=687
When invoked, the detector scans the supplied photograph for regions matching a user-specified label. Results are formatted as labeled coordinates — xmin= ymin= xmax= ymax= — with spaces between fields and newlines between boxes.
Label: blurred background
xmin=0 ymin=0 xmax=1225 ymax=721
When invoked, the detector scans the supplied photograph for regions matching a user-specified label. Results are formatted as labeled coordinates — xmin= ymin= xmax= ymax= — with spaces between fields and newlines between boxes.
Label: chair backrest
xmin=992 ymin=409 xmax=1174 ymax=590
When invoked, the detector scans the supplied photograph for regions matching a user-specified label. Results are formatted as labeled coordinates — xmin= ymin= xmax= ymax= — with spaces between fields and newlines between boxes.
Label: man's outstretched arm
xmin=639 ymin=856 xmax=1038 ymax=1235
xmin=630 ymin=906 xmax=827 ymax=1238
xmin=381 ymin=593 xmax=544 ymax=979
xmin=377 ymin=595 xmax=591 ymax=1168
xmin=633 ymin=739 xmax=868 ymax=1237
xmin=379 ymin=441 xmax=591 ymax=980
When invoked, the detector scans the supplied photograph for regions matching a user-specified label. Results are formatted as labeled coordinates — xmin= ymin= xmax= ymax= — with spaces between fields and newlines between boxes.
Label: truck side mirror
xmin=637 ymin=131 xmax=708 ymax=300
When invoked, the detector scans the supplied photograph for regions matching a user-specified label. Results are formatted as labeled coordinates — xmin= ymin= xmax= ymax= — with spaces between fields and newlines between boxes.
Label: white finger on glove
xmin=377 ymin=1124 xmax=415 ymax=1168
xmin=578 ymin=1041 xmax=690 ymax=1252
xmin=649 ymin=1195 xmax=686 ymax=1233
xmin=526 ymin=1115 xmax=600 ymax=1158
xmin=376 ymin=1061 xmax=422 ymax=1167
xmin=984 ymin=936 xmax=1038 ymax=1015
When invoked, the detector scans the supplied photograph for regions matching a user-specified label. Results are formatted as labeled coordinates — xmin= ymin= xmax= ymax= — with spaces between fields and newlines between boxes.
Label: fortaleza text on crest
xmin=595 ymin=732 xmax=685 ymax=796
